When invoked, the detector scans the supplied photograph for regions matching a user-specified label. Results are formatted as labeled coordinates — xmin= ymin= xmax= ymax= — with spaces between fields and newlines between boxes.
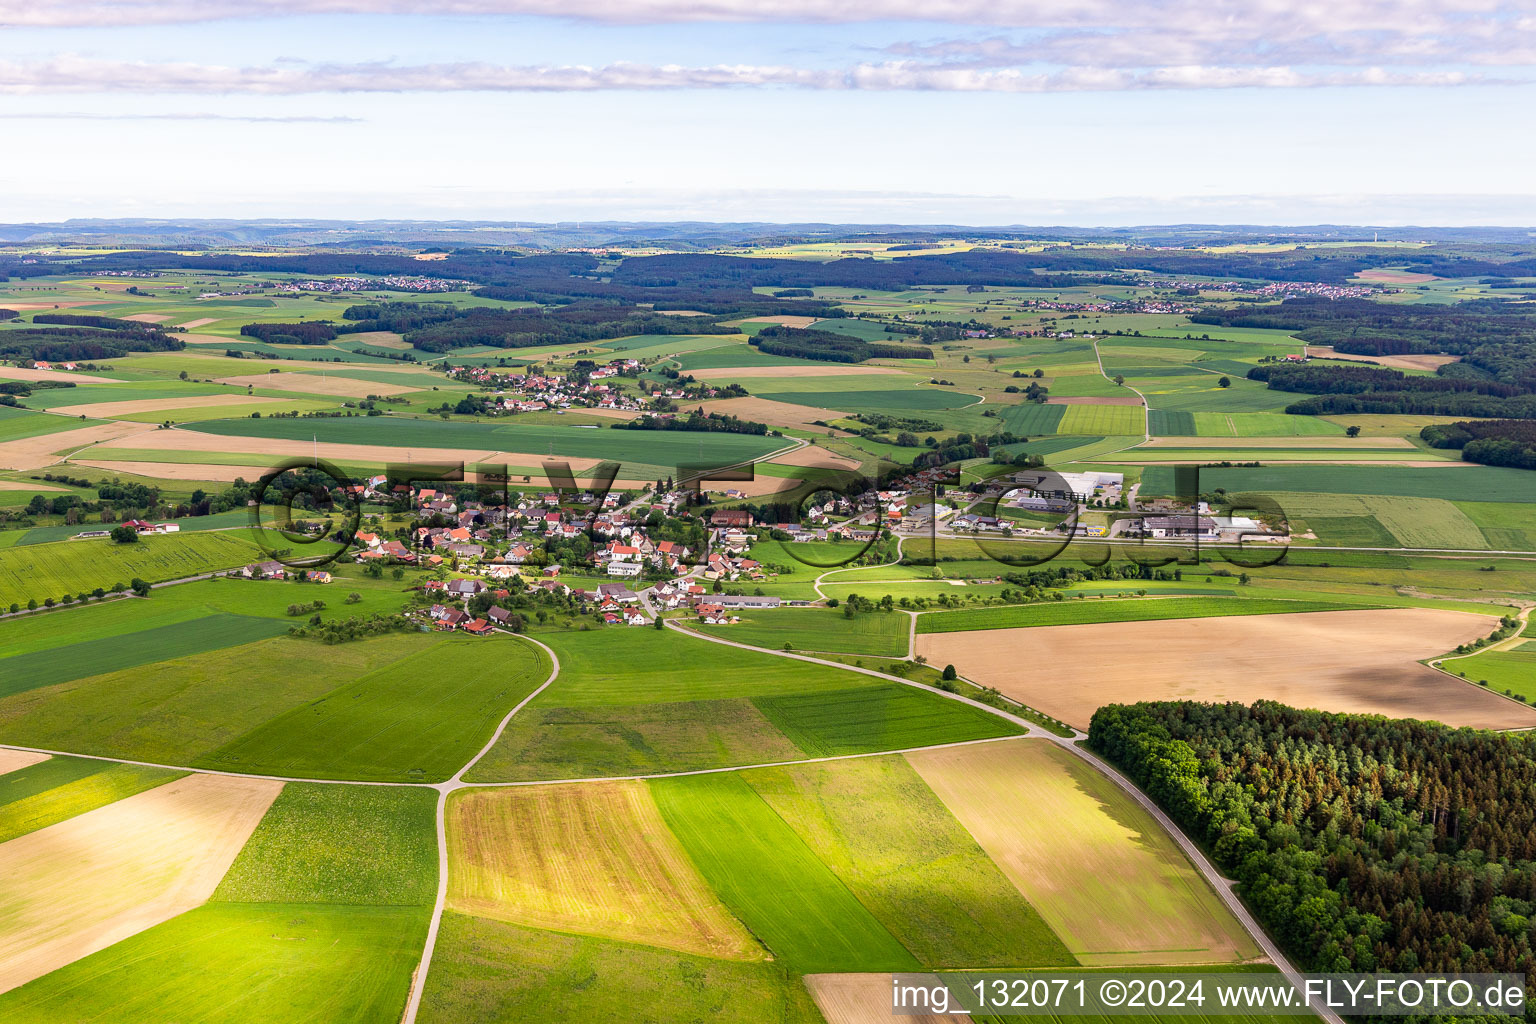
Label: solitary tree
xmin=942 ymin=664 xmax=958 ymax=681
xmin=1345 ymin=425 xmax=1362 ymax=437
xmin=1217 ymin=376 xmax=1231 ymax=388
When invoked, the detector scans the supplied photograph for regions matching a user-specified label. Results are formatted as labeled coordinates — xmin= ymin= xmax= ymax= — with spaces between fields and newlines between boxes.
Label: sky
xmin=2 ymin=0 xmax=1535 ymax=225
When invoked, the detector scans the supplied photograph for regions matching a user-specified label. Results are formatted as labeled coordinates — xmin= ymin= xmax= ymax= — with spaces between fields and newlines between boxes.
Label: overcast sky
xmin=3 ymin=1 xmax=1535 ymax=224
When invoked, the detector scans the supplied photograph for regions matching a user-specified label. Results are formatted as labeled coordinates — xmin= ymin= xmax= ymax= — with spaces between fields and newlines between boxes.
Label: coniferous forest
xmin=1090 ymin=701 xmax=1536 ymax=994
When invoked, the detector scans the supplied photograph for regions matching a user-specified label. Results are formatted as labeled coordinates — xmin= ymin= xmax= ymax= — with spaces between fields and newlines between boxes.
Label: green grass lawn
xmin=744 ymin=754 xmax=1073 ymax=968
xmin=696 ymin=607 xmax=910 ymax=657
xmin=651 ymin=772 xmax=920 ymax=972
xmin=0 ymin=530 xmax=262 ymax=608
xmin=196 ymin=634 xmax=552 ymax=782
xmin=916 ymin=596 xmax=1376 ymax=634
xmin=0 ymin=757 xmax=184 ymax=844
xmin=417 ymin=914 xmax=823 ymax=1024
xmin=751 ymin=684 xmax=1024 ymax=757
xmin=215 ymin=783 xmax=438 ymax=905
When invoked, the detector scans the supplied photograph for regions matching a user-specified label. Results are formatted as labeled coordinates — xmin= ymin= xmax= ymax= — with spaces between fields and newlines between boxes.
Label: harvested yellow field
xmin=690 ymin=365 xmax=894 ymax=380
xmin=704 ymin=475 xmax=803 ymax=496
xmin=447 ymin=781 xmax=762 ymax=961
xmin=806 ymin=974 xmax=972 ymax=1024
xmin=48 ymin=394 xmax=279 ymax=418
xmin=0 ymin=750 xmax=49 ymax=776
xmin=720 ymin=314 xmax=822 ymax=328
xmin=907 ymin=740 xmax=1258 ymax=966
xmin=0 ymin=421 xmax=156 ymax=471
xmin=0 ymin=481 xmax=65 ymax=492
xmin=91 ymin=429 xmax=617 ymax=476
xmin=0 ymin=773 xmax=282 ymax=994
xmin=696 ymin=396 xmax=847 ymax=430
xmin=213 ymin=371 xmax=420 ymax=398
xmin=346 ymin=330 xmax=411 ymax=349
xmin=70 ymin=458 xmax=274 ymax=481
xmin=120 ymin=313 xmax=170 ymax=323
xmin=174 ymin=317 xmax=218 ymax=329
xmin=1308 ymin=345 xmax=1459 ymax=371
xmin=916 ymin=609 xmax=1531 ymax=731
xmin=767 ymin=444 xmax=862 ymax=470
xmin=0 ymin=366 xmax=122 ymax=384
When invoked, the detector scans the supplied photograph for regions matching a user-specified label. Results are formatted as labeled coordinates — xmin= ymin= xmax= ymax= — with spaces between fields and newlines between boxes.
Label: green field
xmin=0 ymin=530 xmax=262 ymax=608
xmin=1143 ymin=464 xmax=1536 ymax=503
xmin=463 ymin=697 xmax=805 ymax=782
xmin=417 ymin=914 xmax=822 ymax=1024
xmin=651 ymin=772 xmax=920 ymax=971
xmin=696 ymin=607 xmax=909 ymax=656
xmin=184 ymin=415 xmax=786 ymax=468
xmin=997 ymin=403 xmax=1067 ymax=434
xmin=744 ymin=754 xmax=1073 ymax=967
xmin=916 ymin=596 xmax=1373 ymax=633
xmin=0 ymin=612 xmax=291 ymax=699
xmin=0 ymin=903 xmax=429 ymax=1024
xmin=0 ymin=405 xmax=105 ymax=441
xmin=0 ymin=633 xmax=423 ymax=766
xmin=0 ymin=757 xmax=184 ymax=844
xmin=0 ymin=769 xmax=436 ymax=1023
xmin=751 ymin=684 xmax=1023 ymax=756
xmin=1441 ymin=649 xmax=1536 ymax=702
xmin=215 ymin=783 xmax=438 ymax=904
xmin=528 ymin=628 xmax=883 ymax=706
xmin=198 ymin=634 xmax=551 ymax=782
xmin=1058 ymin=404 xmax=1145 ymax=435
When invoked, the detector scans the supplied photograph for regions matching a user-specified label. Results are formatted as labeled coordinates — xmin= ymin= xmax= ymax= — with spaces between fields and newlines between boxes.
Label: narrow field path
xmin=812 ymin=534 xmax=903 ymax=600
xmin=1092 ymin=339 xmax=1150 ymax=442
xmin=399 ymin=632 xmax=562 ymax=1024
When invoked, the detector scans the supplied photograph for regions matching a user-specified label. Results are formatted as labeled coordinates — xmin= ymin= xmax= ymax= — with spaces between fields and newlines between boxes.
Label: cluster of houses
xmin=438 ymin=358 xmax=740 ymax=417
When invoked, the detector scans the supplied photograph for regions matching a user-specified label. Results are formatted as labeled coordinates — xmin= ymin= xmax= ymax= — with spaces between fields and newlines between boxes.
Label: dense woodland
xmin=750 ymin=324 xmax=933 ymax=362
xmin=1249 ymin=363 xmax=1536 ymax=418
xmin=1092 ymin=701 xmax=1536 ymax=996
xmin=613 ymin=409 xmax=770 ymax=436
xmin=327 ymin=300 xmax=736 ymax=353
xmin=0 ymin=324 xmax=183 ymax=362
xmin=1422 ymin=420 xmax=1536 ymax=469
xmin=239 ymin=321 xmax=339 ymax=345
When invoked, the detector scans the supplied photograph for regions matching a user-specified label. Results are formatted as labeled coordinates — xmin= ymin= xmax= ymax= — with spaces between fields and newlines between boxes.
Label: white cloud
xmin=0 ymin=56 xmax=1497 ymax=94
xmin=0 ymin=0 xmax=1527 ymax=32
xmin=0 ymin=110 xmax=359 ymax=122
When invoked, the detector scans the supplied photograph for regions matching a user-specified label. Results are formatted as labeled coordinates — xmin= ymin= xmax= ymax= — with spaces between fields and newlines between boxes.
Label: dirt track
xmin=915 ymin=608 xmax=1535 ymax=730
